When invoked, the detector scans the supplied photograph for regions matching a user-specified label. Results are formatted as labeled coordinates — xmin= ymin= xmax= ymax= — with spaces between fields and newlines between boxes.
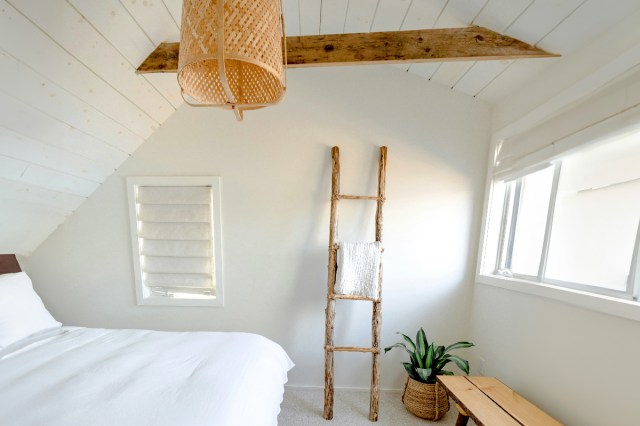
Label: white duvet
xmin=0 ymin=327 xmax=293 ymax=426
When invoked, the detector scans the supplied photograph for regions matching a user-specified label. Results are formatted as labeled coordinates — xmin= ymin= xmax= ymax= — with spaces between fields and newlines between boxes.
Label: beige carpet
xmin=279 ymin=387 xmax=475 ymax=425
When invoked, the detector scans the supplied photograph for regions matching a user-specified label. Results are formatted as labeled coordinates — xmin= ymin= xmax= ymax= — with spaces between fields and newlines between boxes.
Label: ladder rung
xmin=332 ymin=294 xmax=379 ymax=302
xmin=329 ymin=244 xmax=384 ymax=253
xmin=336 ymin=195 xmax=382 ymax=201
xmin=326 ymin=345 xmax=380 ymax=354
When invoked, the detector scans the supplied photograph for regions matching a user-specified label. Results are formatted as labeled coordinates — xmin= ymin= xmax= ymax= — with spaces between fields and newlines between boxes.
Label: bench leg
xmin=455 ymin=414 xmax=469 ymax=426
xmin=455 ymin=404 xmax=469 ymax=426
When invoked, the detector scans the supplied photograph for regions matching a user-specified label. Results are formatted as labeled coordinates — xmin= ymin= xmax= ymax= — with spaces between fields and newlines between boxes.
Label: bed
xmin=0 ymin=254 xmax=293 ymax=426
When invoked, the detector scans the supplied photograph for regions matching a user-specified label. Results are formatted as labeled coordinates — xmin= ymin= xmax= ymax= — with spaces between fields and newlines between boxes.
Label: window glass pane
xmin=496 ymin=181 xmax=517 ymax=275
xmin=481 ymin=181 xmax=506 ymax=275
xmin=509 ymin=166 xmax=555 ymax=276
xmin=546 ymin=135 xmax=640 ymax=290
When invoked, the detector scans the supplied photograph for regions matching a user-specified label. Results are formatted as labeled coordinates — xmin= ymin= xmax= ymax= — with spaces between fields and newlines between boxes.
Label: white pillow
xmin=0 ymin=272 xmax=61 ymax=348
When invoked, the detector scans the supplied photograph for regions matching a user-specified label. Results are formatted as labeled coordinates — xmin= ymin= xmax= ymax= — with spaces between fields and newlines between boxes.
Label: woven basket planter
xmin=402 ymin=377 xmax=450 ymax=421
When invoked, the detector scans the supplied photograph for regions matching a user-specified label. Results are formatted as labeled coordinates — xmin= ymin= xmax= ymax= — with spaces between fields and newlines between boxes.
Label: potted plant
xmin=385 ymin=328 xmax=474 ymax=421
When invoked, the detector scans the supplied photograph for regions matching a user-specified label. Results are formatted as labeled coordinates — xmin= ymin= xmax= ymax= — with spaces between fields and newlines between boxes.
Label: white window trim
xmin=476 ymin=137 xmax=640 ymax=323
xmin=127 ymin=176 xmax=224 ymax=307
xmin=476 ymin=274 xmax=640 ymax=323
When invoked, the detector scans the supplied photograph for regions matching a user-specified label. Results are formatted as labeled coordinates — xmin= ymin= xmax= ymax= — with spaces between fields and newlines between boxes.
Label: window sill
xmin=137 ymin=296 xmax=224 ymax=308
xmin=476 ymin=274 xmax=640 ymax=322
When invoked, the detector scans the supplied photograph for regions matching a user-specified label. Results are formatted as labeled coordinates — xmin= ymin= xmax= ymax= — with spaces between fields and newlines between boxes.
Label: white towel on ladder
xmin=335 ymin=241 xmax=382 ymax=299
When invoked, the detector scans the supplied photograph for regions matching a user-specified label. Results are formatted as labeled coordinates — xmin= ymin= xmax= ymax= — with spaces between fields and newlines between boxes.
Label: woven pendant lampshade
xmin=178 ymin=0 xmax=287 ymax=121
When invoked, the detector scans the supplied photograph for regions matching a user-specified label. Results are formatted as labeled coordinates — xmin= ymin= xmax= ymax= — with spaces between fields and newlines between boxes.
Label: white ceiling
xmin=1 ymin=0 xmax=639 ymax=256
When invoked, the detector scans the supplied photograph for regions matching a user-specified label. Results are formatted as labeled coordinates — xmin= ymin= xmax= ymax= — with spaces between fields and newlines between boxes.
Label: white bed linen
xmin=0 ymin=327 xmax=293 ymax=426
xmin=0 ymin=272 xmax=61 ymax=348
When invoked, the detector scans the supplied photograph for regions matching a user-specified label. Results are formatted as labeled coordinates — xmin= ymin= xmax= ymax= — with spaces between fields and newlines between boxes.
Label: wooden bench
xmin=436 ymin=376 xmax=563 ymax=426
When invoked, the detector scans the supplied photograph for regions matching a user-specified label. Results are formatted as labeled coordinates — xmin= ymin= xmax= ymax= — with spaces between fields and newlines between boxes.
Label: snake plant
xmin=384 ymin=328 xmax=474 ymax=384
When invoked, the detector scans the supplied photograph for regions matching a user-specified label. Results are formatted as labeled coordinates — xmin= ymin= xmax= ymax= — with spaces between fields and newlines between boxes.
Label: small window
xmin=483 ymin=133 xmax=640 ymax=300
xmin=127 ymin=177 xmax=223 ymax=307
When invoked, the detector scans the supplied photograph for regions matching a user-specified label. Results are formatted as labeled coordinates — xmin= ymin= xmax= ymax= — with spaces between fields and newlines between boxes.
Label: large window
xmin=127 ymin=177 xmax=223 ymax=307
xmin=483 ymin=134 xmax=640 ymax=300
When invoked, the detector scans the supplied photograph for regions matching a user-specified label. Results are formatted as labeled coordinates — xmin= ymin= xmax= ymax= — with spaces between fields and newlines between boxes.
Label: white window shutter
xmin=127 ymin=177 xmax=223 ymax=307
xmin=136 ymin=185 xmax=215 ymax=296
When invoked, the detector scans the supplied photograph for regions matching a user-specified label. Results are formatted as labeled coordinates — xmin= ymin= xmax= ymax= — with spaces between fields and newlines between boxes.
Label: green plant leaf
xmin=384 ymin=342 xmax=413 ymax=357
xmin=425 ymin=344 xmax=435 ymax=368
xmin=398 ymin=333 xmax=416 ymax=352
xmin=416 ymin=328 xmax=427 ymax=360
xmin=444 ymin=341 xmax=475 ymax=353
xmin=403 ymin=362 xmax=420 ymax=381
xmin=435 ymin=345 xmax=445 ymax=360
xmin=446 ymin=355 xmax=470 ymax=375
xmin=410 ymin=351 xmax=423 ymax=369
xmin=439 ymin=370 xmax=454 ymax=375
xmin=436 ymin=356 xmax=451 ymax=370
xmin=416 ymin=368 xmax=433 ymax=383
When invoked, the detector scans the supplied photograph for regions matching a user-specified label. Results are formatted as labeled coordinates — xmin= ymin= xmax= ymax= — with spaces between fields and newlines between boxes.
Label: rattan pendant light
xmin=178 ymin=0 xmax=287 ymax=121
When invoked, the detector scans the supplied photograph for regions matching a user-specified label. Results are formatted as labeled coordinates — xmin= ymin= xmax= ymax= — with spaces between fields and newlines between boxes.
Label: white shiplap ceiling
xmin=1 ymin=0 xmax=640 ymax=256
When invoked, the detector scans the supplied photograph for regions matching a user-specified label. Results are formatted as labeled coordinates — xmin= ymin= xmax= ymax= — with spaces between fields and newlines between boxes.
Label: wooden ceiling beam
xmin=136 ymin=26 xmax=558 ymax=74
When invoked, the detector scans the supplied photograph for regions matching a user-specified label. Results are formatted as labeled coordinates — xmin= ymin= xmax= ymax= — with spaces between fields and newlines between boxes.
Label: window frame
xmin=488 ymin=157 xmax=640 ymax=303
xmin=126 ymin=176 xmax=224 ymax=308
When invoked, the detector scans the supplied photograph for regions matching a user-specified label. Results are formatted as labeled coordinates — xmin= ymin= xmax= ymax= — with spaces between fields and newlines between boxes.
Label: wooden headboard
xmin=0 ymin=254 xmax=21 ymax=274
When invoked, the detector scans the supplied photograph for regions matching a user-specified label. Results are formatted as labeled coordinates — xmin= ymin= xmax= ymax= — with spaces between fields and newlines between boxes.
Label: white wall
xmin=470 ymin=284 xmax=640 ymax=425
xmin=24 ymin=66 xmax=491 ymax=390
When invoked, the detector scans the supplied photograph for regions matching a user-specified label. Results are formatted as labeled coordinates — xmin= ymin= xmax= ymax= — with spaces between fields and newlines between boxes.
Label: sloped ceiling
xmin=1 ymin=0 xmax=640 ymax=256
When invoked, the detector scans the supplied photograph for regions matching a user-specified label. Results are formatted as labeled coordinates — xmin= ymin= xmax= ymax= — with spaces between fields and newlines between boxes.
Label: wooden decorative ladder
xmin=324 ymin=146 xmax=387 ymax=422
